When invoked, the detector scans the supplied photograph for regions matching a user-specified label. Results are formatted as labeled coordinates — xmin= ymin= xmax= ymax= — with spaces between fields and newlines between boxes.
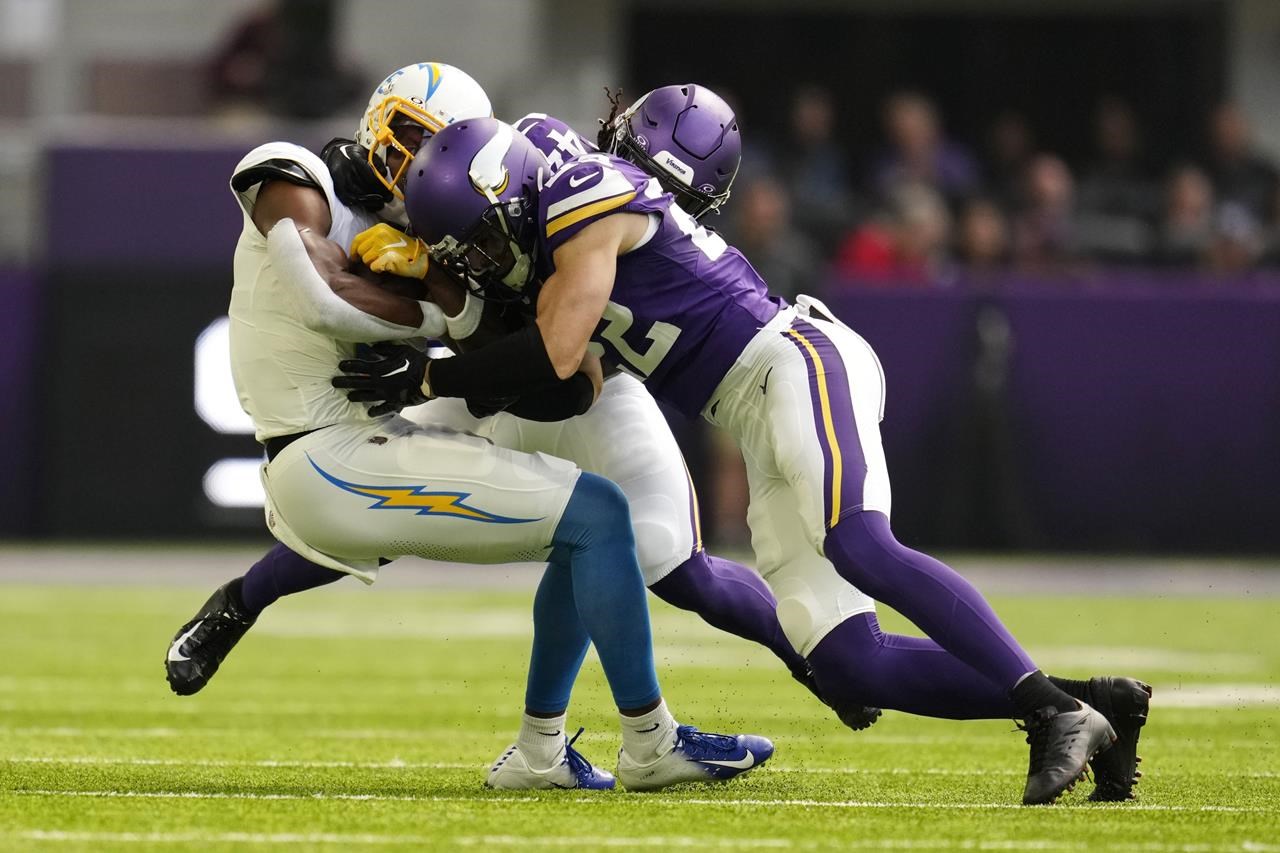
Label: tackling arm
xmin=426 ymin=211 xmax=650 ymax=394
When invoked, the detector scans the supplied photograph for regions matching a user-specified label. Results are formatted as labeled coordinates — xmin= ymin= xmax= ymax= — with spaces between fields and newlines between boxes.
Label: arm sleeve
xmin=429 ymin=324 xmax=562 ymax=400
xmin=266 ymin=218 xmax=445 ymax=342
xmin=502 ymin=374 xmax=595 ymax=421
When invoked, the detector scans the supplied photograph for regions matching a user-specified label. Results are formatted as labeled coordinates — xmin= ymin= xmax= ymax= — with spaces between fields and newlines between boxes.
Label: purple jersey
xmin=514 ymin=113 xmax=598 ymax=175
xmin=537 ymin=153 xmax=785 ymax=417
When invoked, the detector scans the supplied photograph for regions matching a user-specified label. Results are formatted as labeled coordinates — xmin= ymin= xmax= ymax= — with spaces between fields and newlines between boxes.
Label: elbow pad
xmin=266 ymin=218 xmax=445 ymax=341
xmin=504 ymin=374 xmax=595 ymax=421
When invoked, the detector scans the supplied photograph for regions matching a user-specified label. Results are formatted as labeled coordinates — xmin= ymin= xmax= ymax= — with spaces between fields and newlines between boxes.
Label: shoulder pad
xmin=230 ymin=158 xmax=321 ymax=194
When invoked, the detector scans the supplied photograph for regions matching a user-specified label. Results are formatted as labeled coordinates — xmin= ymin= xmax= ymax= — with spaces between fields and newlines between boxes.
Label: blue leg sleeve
xmin=523 ymin=555 xmax=590 ymax=714
xmin=548 ymin=472 xmax=661 ymax=710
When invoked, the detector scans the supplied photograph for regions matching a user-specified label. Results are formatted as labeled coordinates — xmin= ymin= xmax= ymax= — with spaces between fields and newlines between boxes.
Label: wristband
xmin=415 ymin=300 xmax=447 ymax=338
xmin=444 ymin=290 xmax=485 ymax=341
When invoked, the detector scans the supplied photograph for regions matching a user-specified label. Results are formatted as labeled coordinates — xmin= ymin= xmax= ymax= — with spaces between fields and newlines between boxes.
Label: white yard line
xmin=9 ymin=789 xmax=1272 ymax=813
xmin=0 ymin=726 xmax=1020 ymax=745
xmin=9 ymin=756 xmax=1280 ymax=780
xmin=5 ymin=832 xmax=1279 ymax=851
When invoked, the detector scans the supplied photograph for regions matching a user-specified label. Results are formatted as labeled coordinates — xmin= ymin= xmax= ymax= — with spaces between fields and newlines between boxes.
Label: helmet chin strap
xmin=502 ymin=253 xmax=532 ymax=289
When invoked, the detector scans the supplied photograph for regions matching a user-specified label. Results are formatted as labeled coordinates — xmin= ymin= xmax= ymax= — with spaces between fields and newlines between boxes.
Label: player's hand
xmin=350 ymin=223 xmax=430 ymax=280
xmin=333 ymin=342 xmax=431 ymax=417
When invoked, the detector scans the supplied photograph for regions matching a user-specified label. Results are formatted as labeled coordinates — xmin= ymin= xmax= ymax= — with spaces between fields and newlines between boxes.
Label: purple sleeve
xmin=514 ymin=113 xmax=598 ymax=175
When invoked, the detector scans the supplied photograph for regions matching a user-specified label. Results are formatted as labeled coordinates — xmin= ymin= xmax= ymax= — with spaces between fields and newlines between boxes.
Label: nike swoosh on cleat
xmin=699 ymin=753 xmax=755 ymax=770
xmin=568 ymin=172 xmax=594 ymax=187
xmin=167 ymin=621 xmax=203 ymax=663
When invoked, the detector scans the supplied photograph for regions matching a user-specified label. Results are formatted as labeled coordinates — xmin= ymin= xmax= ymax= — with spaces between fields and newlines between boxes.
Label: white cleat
xmin=486 ymin=729 xmax=616 ymax=790
xmin=617 ymin=724 xmax=774 ymax=792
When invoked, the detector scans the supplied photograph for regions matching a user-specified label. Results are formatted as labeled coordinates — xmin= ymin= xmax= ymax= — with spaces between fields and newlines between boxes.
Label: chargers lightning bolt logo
xmin=308 ymin=456 xmax=540 ymax=524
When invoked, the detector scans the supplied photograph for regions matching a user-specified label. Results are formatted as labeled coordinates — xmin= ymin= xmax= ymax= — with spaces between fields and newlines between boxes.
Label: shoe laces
xmin=1017 ymin=709 xmax=1057 ymax=775
xmin=676 ymin=725 xmax=740 ymax=758
xmin=563 ymin=727 xmax=596 ymax=778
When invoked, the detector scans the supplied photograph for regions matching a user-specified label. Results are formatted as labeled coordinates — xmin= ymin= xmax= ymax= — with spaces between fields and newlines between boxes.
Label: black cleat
xmin=165 ymin=579 xmax=256 ymax=696
xmin=1020 ymin=703 xmax=1117 ymax=805
xmin=793 ymin=665 xmax=883 ymax=732
xmin=1083 ymin=677 xmax=1152 ymax=801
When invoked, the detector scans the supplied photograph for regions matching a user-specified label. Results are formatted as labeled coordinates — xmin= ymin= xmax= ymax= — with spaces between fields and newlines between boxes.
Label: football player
xmin=166 ymin=62 xmax=774 ymax=792
xmin=336 ymin=114 xmax=1151 ymax=805
xmin=169 ymin=82 xmax=880 ymax=743
xmin=366 ymin=87 xmax=882 ymax=734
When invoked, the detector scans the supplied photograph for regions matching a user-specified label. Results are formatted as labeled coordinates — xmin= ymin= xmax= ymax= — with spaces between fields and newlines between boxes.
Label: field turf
xmin=1 ymin=549 xmax=1278 ymax=851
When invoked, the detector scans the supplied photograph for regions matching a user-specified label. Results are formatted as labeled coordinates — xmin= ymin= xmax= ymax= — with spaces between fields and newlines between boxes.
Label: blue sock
xmin=649 ymin=551 xmax=808 ymax=678
xmin=825 ymin=511 xmax=1037 ymax=692
xmin=523 ymin=556 xmax=590 ymax=714
xmin=239 ymin=542 xmax=345 ymax=615
xmin=541 ymin=472 xmax=661 ymax=711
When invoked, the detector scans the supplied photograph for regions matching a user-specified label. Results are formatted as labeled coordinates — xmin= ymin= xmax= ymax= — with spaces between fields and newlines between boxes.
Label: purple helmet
xmin=603 ymin=84 xmax=741 ymax=219
xmin=404 ymin=116 xmax=548 ymax=302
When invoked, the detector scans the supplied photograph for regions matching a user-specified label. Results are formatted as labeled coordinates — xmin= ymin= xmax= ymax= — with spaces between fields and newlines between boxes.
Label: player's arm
xmin=334 ymin=212 xmax=647 ymax=417
xmin=533 ymin=212 xmax=649 ymax=378
xmin=251 ymin=181 xmax=444 ymax=340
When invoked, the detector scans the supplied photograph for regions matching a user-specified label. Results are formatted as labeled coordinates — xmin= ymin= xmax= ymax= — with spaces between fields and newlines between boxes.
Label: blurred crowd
xmin=719 ymin=88 xmax=1280 ymax=294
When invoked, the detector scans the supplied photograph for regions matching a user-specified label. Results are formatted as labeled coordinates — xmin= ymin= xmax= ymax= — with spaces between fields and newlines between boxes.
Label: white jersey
xmin=228 ymin=142 xmax=379 ymax=441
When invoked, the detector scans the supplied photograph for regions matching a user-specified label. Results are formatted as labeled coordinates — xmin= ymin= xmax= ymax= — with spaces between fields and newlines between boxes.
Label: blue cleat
xmin=486 ymin=727 xmax=615 ymax=790
xmin=617 ymin=724 xmax=774 ymax=791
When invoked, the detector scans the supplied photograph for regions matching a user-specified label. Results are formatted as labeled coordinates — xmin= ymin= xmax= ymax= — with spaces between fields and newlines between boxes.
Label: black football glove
xmin=333 ymin=342 xmax=431 ymax=417
xmin=320 ymin=137 xmax=394 ymax=213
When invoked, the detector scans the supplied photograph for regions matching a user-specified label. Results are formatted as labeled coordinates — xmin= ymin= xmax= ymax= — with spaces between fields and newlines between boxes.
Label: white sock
xmin=516 ymin=712 xmax=567 ymax=771
xmin=619 ymin=699 xmax=677 ymax=763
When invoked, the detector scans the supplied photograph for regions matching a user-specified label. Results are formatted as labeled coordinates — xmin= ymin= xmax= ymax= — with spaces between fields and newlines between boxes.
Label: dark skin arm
xmin=250 ymin=180 xmax=428 ymax=328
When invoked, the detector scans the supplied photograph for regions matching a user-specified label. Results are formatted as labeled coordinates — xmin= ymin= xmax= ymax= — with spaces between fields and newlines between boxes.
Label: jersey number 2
xmin=593 ymin=301 xmax=681 ymax=378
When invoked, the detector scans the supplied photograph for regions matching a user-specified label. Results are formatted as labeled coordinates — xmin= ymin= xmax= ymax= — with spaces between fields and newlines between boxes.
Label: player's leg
xmin=488 ymin=557 xmax=612 ymax=790
xmin=483 ymin=471 xmax=773 ymax=790
xmin=264 ymin=419 xmax=772 ymax=791
xmin=719 ymin=306 xmax=1115 ymax=803
xmin=166 ymin=536 xmax=347 ymax=695
xmin=491 ymin=375 xmax=813 ymax=684
xmin=807 ymin=313 xmax=1115 ymax=803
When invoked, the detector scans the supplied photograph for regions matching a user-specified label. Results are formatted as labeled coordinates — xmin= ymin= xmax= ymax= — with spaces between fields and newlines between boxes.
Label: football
xmin=351 ymin=261 xmax=427 ymax=300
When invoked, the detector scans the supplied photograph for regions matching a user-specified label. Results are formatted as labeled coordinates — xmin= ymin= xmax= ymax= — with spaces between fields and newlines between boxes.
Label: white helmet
xmin=355 ymin=62 xmax=492 ymax=199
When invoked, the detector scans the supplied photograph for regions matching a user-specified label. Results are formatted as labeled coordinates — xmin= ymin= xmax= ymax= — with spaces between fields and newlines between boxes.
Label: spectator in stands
xmin=771 ymin=85 xmax=860 ymax=253
xmin=1204 ymin=102 xmax=1279 ymax=227
xmin=208 ymin=0 xmax=362 ymax=119
xmin=983 ymin=110 xmax=1036 ymax=213
xmin=1205 ymin=202 xmax=1264 ymax=274
xmin=871 ymin=91 xmax=982 ymax=209
xmin=722 ymin=174 xmax=823 ymax=302
xmin=1151 ymin=163 xmax=1215 ymax=268
xmin=1077 ymin=96 xmax=1159 ymax=223
xmin=954 ymin=197 xmax=1012 ymax=279
xmin=1073 ymin=96 xmax=1158 ymax=264
xmin=831 ymin=181 xmax=953 ymax=287
xmin=1010 ymin=154 xmax=1080 ymax=275
xmin=207 ymin=2 xmax=277 ymax=113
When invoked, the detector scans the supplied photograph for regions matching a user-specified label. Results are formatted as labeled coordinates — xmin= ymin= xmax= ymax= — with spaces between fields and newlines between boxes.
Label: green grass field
xmin=2 ymin=554 xmax=1278 ymax=851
